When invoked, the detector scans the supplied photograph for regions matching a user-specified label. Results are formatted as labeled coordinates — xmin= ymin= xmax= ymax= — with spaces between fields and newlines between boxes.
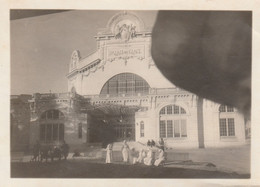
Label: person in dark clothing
xmin=31 ymin=140 xmax=41 ymax=162
xmin=159 ymin=138 xmax=165 ymax=151
xmin=61 ymin=140 xmax=70 ymax=160
xmin=150 ymin=140 xmax=154 ymax=147
xmin=147 ymin=140 xmax=151 ymax=147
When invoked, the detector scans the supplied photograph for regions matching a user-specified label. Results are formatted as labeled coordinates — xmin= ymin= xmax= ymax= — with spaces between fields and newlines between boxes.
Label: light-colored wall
xmin=79 ymin=59 xmax=174 ymax=95
xmin=135 ymin=97 xmax=200 ymax=148
xmin=203 ymin=100 xmax=246 ymax=147
xmin=135 ymin=98 xmax=247 ymax=148
xmin=66 ymin=11 xmax=248 ymax=149
xmin=68 ymin=37 xmax=175 ymax=95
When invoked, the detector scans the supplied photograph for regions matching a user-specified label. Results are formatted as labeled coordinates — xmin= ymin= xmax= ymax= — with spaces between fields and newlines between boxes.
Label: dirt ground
xmin=11 ymin=159 xmax=250 ymax=178
xmin=169 ymin=144 xmax=250 ymax=174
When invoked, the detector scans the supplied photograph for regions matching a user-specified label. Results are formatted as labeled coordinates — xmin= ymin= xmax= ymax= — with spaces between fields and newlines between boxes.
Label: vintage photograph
xmin=10 ymin=10 xmax=251 ymax=178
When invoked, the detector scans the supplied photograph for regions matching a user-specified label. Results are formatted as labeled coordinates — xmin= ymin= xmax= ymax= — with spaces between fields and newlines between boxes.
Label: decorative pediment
xmin=97 ymin=11 xmax=148 ymax=41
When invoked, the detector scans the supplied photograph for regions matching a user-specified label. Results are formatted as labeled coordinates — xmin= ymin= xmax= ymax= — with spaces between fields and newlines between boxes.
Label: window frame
xmin=219 ymin=105 xmax=236 ymax=138
xmin=140 ymin=121 xmax=144 ymax=137
xmin=100 ymin=73 xmax=150 ymax=97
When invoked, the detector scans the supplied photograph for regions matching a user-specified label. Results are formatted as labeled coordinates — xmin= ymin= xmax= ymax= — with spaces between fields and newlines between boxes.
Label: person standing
xmin=151 ymin=140 xmax=156 ymax=147
xmin=121 ymin=140 xmax=129 ymax=163
xmin=137 ymin=149 xmax=146 ymax=164
xmin=159 ymin=138 xmax=165 ymax=151
xmin=106 ymin=143 xmax=113 ymax=164
xmin=147 ymin=140 xmax=151 ymax=147
xmin=31 ymin=140 xmax=41 ymax=162
xmin=129 ymin=148 xmax=138 ymax=164
xmin=61 ymin=140 xmax=69 ymax=160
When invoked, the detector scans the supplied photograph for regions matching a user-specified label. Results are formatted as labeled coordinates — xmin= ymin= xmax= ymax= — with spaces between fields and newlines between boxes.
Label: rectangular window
xmin=227 ymin=106 xmax=234 ymax=112
xmin=53 ymin=124 xmax=58 ymax=141
xmin=59 ymin=124 xmax=64 ymax=141
xmin=167 ymin=106 xmax=172 ymax=114
xmin=140 ymin=122 xmax=144 ymax=137
xmin=118 ymin=81 xmax=126 ymax=94
xmin=160 ymin=121 xmax=166 ymax=138
xmin=174 ymin=120 xmax=180 ymax=137
xmin=40 ymin=123 xmax=64 ymax=142
xmin=144 ymin=84 xmax=149 ymax=93
xmin=167 ymin=120 xmax=173 ymax=137
xmin=181 ymin=119 xmax=187 ymax=137
xmin=174 ymin=105 xmax=180 ymax=114
xmin=108 ymin=81 xmax=118 ymax=95
xmin=126 ymin=80 xmax=135 ymax=95
xmin=135 ymin=80 xmax=144 ymax=93
xmin=228 ymin=118 xmax=235 ymax=136
xmin=46 ymin=124 xmax=52 ymax=142
xmin=219 ymin=118 xmax=227 ymax=136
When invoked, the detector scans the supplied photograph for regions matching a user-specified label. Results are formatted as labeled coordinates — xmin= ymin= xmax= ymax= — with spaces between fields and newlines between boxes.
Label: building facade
xmin=66 ymin=11 xmax=247 ymax=148
xmin=11 ymin=11 xmax=248 ymax=151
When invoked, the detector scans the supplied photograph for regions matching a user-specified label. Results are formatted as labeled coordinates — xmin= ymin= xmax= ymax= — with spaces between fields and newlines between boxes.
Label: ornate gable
xmin=96 ymin=11 xmax=150 ymax=42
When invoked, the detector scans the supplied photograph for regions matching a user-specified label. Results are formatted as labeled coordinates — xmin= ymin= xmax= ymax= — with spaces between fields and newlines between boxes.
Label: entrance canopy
xmin=89 ymin=104 xmax=141 ymax=118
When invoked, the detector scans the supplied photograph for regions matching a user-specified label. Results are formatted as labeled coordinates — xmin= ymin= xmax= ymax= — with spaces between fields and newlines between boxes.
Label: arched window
xmin=219 ymin=105 xmax=235 ymax=137
xmin=219 ymin=105 xmax=234 ymax=112
xmin=40 ymin=109 xmax=65 ymax=120
xmin=160 ymin=105 xmax=186 ymax=115
xmin=159 ymin=105 xmax=187 ymax=138
xmin=40 ymin=109 xmax=65 ymax=143
xmin=100 ymin=73 xmax=150 ymax=97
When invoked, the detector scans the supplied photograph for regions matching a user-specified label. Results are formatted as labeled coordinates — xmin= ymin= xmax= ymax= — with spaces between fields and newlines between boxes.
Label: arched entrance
xmin=89 ymin=72 xmax=150 ymax=146
xmin=39 ymin=109 xmax=65 ymax=144
xmin=88 ymin=104 xmax=140 ymax=146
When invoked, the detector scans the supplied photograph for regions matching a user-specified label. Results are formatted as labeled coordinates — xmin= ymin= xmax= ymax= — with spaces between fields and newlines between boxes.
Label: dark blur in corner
xmin=151 ymin=11 xmax=251 ymax=118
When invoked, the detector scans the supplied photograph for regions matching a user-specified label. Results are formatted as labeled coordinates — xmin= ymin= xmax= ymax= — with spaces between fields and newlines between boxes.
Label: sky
xmin=10 ymin=10 xmax=158 ymax=95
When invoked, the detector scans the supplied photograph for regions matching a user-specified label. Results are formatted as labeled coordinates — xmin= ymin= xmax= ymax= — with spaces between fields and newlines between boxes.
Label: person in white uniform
xmin=121 ymin=140 xmax=129 ymax=163
xmin=106 ymin=143 xmax=113 ymax=164
xmin=137 ymin=149 xmax=146 ymax=164
xmin=154 ymin=149 xmax=165 ymax=166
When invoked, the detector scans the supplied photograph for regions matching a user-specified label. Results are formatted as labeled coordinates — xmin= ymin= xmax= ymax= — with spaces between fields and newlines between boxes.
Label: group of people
xmin=147 ymin=140 xmax=156 ymax=147
xmin=147 ymin=138 xmax=165 ymax=150
xmin=106 ymin=139 xmax=166 ymax=167
xmin=30 ymin=140 xmax=70 ymax=162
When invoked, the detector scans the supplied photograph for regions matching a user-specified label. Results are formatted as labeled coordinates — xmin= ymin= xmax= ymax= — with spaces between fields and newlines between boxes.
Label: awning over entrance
xmin=89 ymin=104 xmax=141 ymax=118
xmin=87 ymin=104 xmax=141 ymax=144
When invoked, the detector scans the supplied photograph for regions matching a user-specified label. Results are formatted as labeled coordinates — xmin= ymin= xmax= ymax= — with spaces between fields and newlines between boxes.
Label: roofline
xmin=67 ymin=59 xmax=101 ymax=78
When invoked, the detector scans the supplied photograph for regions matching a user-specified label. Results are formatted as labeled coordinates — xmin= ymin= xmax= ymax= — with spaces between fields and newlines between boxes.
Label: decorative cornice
xmin=67 ymin=59 xmax=102 ymax=78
